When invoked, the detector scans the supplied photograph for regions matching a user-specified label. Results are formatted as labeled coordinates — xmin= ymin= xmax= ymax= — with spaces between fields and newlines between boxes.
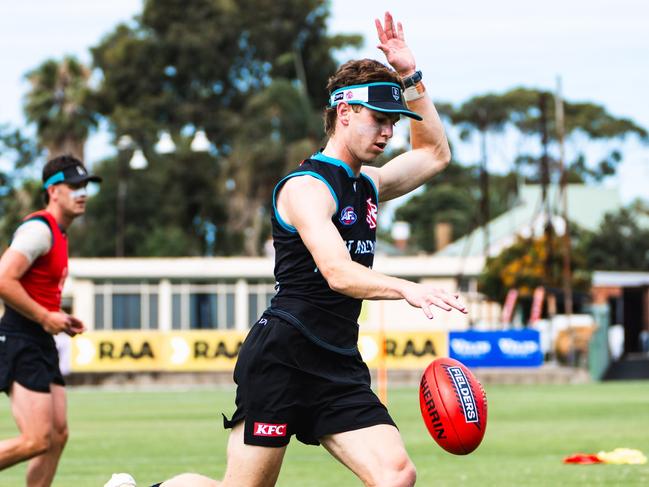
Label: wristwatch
xmin=402 ymin=70 xmax=423 ymax=88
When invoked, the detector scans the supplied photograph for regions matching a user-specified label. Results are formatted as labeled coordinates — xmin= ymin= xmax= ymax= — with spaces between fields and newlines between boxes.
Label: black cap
xmin=329 ymin=82 xmax=423 ymax=121
xmin=43 ymin=158 xmax=102 ymax=189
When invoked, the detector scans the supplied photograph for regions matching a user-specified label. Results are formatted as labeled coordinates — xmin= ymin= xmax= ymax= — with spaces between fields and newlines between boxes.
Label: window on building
xmin=190 ymin=293 xmax=218 ymax=329
xmin=172 ymin=293 xmax=182 ymax=330
xmin=247 ymin=283 xmax=277 ymax=324
xmin=94 ymin=283 xmax=158 ymax=330
xmin=171 ymin=283 xmax=237 ymax=330
xmin=91 ymin=279 xmax=276 ymax=331
xmin=112 ymin=294 xmax=141 ymax=330
xmin=94 ymin=293 xmax=105 ymax=330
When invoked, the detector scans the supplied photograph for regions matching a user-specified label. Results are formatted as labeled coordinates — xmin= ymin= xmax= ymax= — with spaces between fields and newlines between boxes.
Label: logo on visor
xmin=333 ymin=92 xmax=344 ymax=102
xmin=392 ymin=87 xmax=400 ymax=101
xmin=76 ymin=166 xmax=86 ymax=175
xmin=339 ymin=206 xmax=357 ymax=226
xmin=346 ymin=90 xmax=354 ymax=100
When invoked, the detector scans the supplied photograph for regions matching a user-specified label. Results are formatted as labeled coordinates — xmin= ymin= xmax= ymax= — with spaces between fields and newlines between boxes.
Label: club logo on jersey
xmin=339 ymin=206 xmax=357 ymax=226
xmin=253 ymin=422 xmax=287 ymax=437
xmin=366 ymin=198 xmax=378 ymax=229
xmin=392 ymin=86 xmax=400 ymax=101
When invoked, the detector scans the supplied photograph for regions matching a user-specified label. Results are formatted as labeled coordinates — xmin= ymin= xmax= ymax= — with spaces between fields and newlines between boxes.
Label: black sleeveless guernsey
xmin=268 ymin=152 xmax=379 ymax=355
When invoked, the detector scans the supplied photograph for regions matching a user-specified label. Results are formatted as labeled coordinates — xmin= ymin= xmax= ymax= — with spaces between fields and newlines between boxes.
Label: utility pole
xmin=479 ymin=109 xmax=490 ymax=258
xmin=539 ymin=92 xmax=556 ymax=328
xmin=539 ymin=93 xmax=553 ymax=284
xmin=555 ymin=77 xmax=573 ymax=317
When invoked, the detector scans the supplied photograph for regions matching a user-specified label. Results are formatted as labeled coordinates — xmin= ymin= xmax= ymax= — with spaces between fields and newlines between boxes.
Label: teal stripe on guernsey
xmin=310 ymin=152 xmax=355 ymax=178
xmin=360 ymin=172 xmax=379 ymax=204
xmin=272 ymin=171 xmax=339 ymax=233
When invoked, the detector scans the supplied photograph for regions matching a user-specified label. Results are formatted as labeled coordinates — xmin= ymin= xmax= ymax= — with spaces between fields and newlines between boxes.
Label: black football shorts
xmin=0 ymin=332 xmax=65 ymax=394
xmin=223 ymin=313 xmax=395 ymax=447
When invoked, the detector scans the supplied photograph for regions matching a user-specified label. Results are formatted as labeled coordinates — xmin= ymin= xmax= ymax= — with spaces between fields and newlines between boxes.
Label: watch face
xmin=404 ymin=70 xmax=422 ymax=87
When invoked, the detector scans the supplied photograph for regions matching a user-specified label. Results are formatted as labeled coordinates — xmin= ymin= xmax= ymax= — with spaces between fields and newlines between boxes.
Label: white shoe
xmin=104 ymin=473 xmax=137 ymax=487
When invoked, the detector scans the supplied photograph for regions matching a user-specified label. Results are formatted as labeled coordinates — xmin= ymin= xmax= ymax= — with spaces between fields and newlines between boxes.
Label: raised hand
xmin=375 ymin=11 xmax=416 ymax=77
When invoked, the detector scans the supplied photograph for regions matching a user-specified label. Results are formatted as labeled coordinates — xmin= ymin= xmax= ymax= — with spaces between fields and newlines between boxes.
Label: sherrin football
xmin=419 ymin=357 xmax=487 ymax=455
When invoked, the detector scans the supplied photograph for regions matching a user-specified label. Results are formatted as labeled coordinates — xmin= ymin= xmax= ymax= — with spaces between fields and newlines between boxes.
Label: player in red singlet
xmin=0 ymin=154 xmax=101 ymax=487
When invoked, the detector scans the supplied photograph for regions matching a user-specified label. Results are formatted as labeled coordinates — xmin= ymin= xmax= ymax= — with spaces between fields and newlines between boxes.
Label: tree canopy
xmin=24 ymin=56 xmax=97 ymax=160
xmin=395 ymin=86 xmax=648 ymax=254
xmin=77 ymin=0 xmax=361 ymax=256
xmin=0 ymin=2 xmax=647 ymax=264
xmin=579 ymin=206 xmax=649 ymax=271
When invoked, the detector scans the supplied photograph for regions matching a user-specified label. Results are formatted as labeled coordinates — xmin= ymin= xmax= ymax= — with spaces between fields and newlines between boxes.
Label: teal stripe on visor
xmin=43 ymin=171 xmax=65 ymax=189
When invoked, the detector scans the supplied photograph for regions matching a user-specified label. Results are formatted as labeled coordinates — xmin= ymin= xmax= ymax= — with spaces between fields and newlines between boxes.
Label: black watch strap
xmin=402 ymin=70 xmax=423 ymax=88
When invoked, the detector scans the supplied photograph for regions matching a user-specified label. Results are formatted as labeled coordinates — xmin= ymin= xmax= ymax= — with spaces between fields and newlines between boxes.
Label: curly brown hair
xmin=324 ymin=59 xmax=402 ymax=137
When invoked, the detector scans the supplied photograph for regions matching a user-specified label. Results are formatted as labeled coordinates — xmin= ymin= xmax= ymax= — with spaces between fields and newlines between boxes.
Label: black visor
xmin=329 ymin=82 xmax=422 ymax=121
xmin=43 ymin=163 xmax=102 ymax=189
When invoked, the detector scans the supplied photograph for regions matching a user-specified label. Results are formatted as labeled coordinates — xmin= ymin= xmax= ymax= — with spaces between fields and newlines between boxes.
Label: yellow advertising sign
xmin=70 ymin=330 xmax=447 ymax=372
xmin=71 ymin=331 xmax=163 ymax=372
xmin=359 ymin=331 xmax=448 ymax=369
xmin=162 ymin=331 xmax=247 ymax=371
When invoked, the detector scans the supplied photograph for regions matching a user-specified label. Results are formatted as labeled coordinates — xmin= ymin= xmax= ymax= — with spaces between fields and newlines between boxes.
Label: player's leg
xmin=0 ymin=382 xmax=53 ymax=470
xmin=156 ymin=421 xmax=287 ymax=487
xmin=26 ymin=383 xmax=68 ymax=487
xmin=156 ymin=317 xmax=290 ymax=487
xmin=304 ymin=337 xmax=415 ymax=487
xmin=221 ymin=420 xmax=287 ymax=487
xmin=320 ymin=424 xmax=416 ymax=487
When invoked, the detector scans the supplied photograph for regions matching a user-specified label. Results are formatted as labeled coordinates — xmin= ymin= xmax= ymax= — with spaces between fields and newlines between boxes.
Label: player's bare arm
xmin=0 ymin=248 xmax=83 ymax=335
xmin=362 ymin=12 xmax=451 ymax=202
xmin=277 ymin=176 xmax=466 ymax=318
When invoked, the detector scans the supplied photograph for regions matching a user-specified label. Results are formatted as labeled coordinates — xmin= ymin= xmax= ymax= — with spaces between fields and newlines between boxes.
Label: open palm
xmin=375 ymin=12 xmax=416 ymax=76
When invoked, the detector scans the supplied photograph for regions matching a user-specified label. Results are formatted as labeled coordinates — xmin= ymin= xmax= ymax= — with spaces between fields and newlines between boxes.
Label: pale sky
xmin=1 ymin=0 xmax=647 ymax=202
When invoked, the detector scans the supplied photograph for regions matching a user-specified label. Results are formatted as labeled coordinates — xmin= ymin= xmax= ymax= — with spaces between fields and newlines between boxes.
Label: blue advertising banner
xmin=449 ymin=329 xmax=543 ymax=367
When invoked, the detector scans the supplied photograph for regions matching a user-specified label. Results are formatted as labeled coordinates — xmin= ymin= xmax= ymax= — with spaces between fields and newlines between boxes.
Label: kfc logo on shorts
xmin=253 ymin=422 xmax=287 ymax=437
xmin=366 ymin=197 xmax=378 ymax=229
xmin=339 ymin=206 xmax=357 ymax=226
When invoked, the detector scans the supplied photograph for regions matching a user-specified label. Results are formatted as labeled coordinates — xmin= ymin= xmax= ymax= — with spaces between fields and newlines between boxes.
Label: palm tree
xmin=24 ymin=56 xmax=97 ymax=160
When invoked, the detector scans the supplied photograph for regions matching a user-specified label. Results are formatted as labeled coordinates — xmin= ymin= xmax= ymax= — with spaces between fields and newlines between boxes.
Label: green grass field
xmin=1 ymin=381 xmax=649 ymax=486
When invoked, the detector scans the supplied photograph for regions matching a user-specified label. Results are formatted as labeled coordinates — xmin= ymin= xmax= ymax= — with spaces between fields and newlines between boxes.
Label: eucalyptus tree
xmin=394 ymin=87 xmax=647 ymax=255
xmin=85 ymin=0 xmax=360 ymax=256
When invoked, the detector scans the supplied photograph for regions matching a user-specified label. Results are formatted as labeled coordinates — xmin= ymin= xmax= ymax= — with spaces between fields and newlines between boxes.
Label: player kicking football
xmin=106 ymin=11 xmax=465 ymax=487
